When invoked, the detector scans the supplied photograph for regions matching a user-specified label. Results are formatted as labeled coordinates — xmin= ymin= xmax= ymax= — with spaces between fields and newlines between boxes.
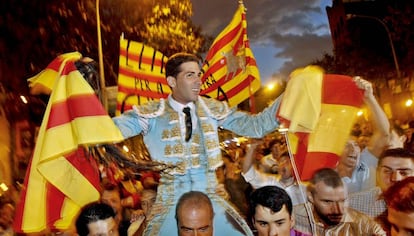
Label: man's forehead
xmin=179 ymin=61 xmax=200 ymax=70
xmin=381 ymin=156 xmax=414 ymax=167
xmin=314 ymin=181 xmax=346 ymax=196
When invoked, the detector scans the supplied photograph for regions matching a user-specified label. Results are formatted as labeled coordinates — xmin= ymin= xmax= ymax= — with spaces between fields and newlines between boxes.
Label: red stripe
xmin=45 ymin=182 xmax=65 ymax=230
xmin=201 ymin=55 xmax=257 ymax=92
xmin=323 ymin=74 xmax=364 ymax=106
xmin=45 ymin=148 xmax=100 ymax=230
xmin=204 ymin=22 xmax=242 ymax=61
xmin=116 ymin=103 xmax=133 ymax=113
xmin=65 ymin=148 xmax=101 ymax=191
xmin=12 ymin=154 xmax=35 ymax=232
xmin=118 ymin=85 xmax=169 ymax=99
xmin=232 ymin=19 xmax=246 ymax=54
xmin=46 ymin=57 xmax=67 ymax=72
xmin=218 ymin=75 xmax=255 ymax=100
xmin=119 ymin=47 xmax=165 ymax=68
xmin=47 ymin=94 xmax=107 ymax=129
xmin=299 ymin=152 xmax=339 ymax=181
xmin=59 ymin=62 xmax=78 ymax=76
xmin=118 ymin=67 xmax=168 ymax=85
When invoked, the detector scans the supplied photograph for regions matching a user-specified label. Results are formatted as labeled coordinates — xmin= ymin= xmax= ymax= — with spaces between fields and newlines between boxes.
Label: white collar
xmin=168 ymin=94 xmax=196 ymax=113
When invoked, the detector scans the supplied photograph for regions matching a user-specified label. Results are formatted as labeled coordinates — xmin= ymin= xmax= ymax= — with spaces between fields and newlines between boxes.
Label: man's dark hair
xmin=249 ymin=185 xmax=293 ymax=221
xmin=165 ymin=53 xmax=200 ymax=78
xmin=383 ymin=176 xmax=414 ymax=213
xmin=75 ymin=202 xmax=116 ymax=236
xmin=307 ymin=168 xmax=343 ymax=194
xmin=378 ymin=148 xmax=414 ymax=166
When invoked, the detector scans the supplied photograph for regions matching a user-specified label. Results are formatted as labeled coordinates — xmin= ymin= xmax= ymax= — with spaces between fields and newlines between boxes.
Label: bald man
xmin=175 ymin=191 xmax=215 ymax=236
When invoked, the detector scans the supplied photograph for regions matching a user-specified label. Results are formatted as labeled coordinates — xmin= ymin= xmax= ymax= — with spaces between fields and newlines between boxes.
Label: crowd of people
xmin=2 ymin=52 xmax=414 ymax=236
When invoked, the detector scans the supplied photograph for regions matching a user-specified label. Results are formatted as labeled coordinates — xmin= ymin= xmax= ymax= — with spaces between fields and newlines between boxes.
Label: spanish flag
xmin=278 ymin=66 xmax=364 ymax=180
xmin=14 ymin=54 xmax=124 ymax=233
xmin=116 ymin=38 xmax=170 ymax=115
xmin=200 ymin=2 xmax=261 ymax=108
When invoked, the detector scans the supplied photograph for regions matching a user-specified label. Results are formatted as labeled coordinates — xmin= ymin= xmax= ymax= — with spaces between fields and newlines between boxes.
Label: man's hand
xmin=353 ymin=76 xmax=373 ymax=99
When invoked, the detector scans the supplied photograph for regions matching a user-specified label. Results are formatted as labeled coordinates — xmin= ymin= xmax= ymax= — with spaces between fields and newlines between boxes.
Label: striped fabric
xmin=115 ymin=2 xmax=260 ymax=115
xmin=27 ymin=52 xmax=82 ymax=94
xmin=200 ymin=2 xmax=261 ymax=108
xmin=116 ymin=39 xmax=170 ymax=115
xmin=278 ymin=66 xmax=364 ymax=180
xmin=14 ymin=57 xmax=124 ymax=233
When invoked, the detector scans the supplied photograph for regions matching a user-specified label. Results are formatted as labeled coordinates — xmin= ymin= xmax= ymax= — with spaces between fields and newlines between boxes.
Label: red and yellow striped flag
xmin=277 ymin=66 xmax=364 ymax=181
xmin=200 ymin=2 xmax=261 ymax=108
xmin=116 ymin=38 xmax=170 ymax=115
xmin=14 ymin=54 xmax=124 ymax=233
xmin=27 ymin=52 xmax=83 ymax=95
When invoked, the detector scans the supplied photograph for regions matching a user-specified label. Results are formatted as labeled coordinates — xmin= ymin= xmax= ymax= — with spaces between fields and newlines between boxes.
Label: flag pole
xmin=281 ymin=129 xmax=316 ymax=235
xmin=96 ymin=0 xmax=108 ymax=111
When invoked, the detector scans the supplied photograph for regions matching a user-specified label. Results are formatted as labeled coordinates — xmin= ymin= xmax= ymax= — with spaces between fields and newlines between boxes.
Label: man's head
xmin=357 ymin=135 xmax=370 ymax=150
xmin=259 ymin=155 xmax=279 ymax=174
xmin=75 ymin=202 xmax=119 ymax=236
xmin=100 ymin=181 xmax=123 ymax=224
xmin=165 ymin=53 xmax=202 ymax=105
xmin=307 ymin=168 xmax=347 ymax=226
xmin=141 ymin=189 xmax=157 ymax=217
xmin=175 ymin=191 xmax=214 ymax=236
xmin=377 ymin=148 xmax=414 ymax=192
xmin=249 ymin=186 xmax=294 ymax=236
xmin=278 ymin=153 xmax=293 ymax=180
xmin=339 ymin=139 xmax=361 ymax=170
xmin=383 ymin=176 xmax=414 ymax=236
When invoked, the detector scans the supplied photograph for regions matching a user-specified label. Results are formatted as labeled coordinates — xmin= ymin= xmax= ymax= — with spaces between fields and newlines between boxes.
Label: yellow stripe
xmin=21 ymin=93 xmax=52 ymax=232
xmin=27 ymin=52 xmax=82 ymax=91
xmin=52 ymin=71 xmax=94 ymax=102
xmin=53 ymin=198 xmax=81 ymax=230
xmin=40 ymin=116 xmax=123 ymax=162
xmin=117 ymin=74 xmax=170 ymax=92
xmin=37 ymin=155 xmax=100 ymax=205
xmin=307 ymin=104 xmax=359 ymax=154
xmin=279 ymin=66 xmax=323 ymax=133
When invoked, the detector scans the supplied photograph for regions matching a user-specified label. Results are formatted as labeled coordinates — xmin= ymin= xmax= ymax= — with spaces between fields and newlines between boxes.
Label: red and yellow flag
xmin=14 ymin=54 xmax=124 ymax=233
xmin=116 ymin=3 xmax=259 ymax=114
xmin=116 ymin=38 xmax=170 ymax=115
xmin=278 ymin=66 xmax=364 ymax=181
xmin=200 ymin=2 xmax=261 ymax=108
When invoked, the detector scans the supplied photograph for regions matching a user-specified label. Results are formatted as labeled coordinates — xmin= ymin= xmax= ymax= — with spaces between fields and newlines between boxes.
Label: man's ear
xmin=290 ymin=214 xmax=295 ymax=229
xmin=167 ymin=76 xmax=176 ymax=88
xmin=307 ymin=190 xmax=314 ymax=203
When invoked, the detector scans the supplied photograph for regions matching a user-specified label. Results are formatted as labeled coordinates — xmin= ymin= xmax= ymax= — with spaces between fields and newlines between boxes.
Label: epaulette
xmin=198 ymin=96 xmax=232 ymax=120
xmin=133 ymin=99 xmax=165 ymax=118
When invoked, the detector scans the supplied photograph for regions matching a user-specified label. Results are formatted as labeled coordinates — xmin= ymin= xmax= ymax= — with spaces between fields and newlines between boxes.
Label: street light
xmin=346 ymin=14 xmax=401 ymax=79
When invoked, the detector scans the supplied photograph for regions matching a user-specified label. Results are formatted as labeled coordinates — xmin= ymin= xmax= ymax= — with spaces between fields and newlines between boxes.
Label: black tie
xmin=183 ymin=107 xmax=192 ymax=142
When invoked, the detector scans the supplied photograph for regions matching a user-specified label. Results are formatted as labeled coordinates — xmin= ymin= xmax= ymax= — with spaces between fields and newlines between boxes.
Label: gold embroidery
xmin=192 ymin=156 xmax=200 ymax=166
xmin=164 ymin=145 xmax=172 ymax=156
xmin=201 ymin=123 xmax=214 ymax=133
xmin=206 ymin=139 xmax=217 ymax=150
xmin=191 ymin=145 xmax=200 ymax=155
xmin=169 ymin=112 xmax=179 ymax=121
xmin=173 ymin=143 xmax=184 ymax=154
xmin=162 ymin=129 xmax=169 ymax=139
xmin=192 ymin=133 xmax=200 ymax=143
xmin=171 ymin=126 xmax=180 ymax=137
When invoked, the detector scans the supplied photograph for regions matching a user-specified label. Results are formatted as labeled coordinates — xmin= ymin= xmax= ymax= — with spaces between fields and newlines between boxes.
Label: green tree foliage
xmin=0 ymin=0 xmax=207 ymax=94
